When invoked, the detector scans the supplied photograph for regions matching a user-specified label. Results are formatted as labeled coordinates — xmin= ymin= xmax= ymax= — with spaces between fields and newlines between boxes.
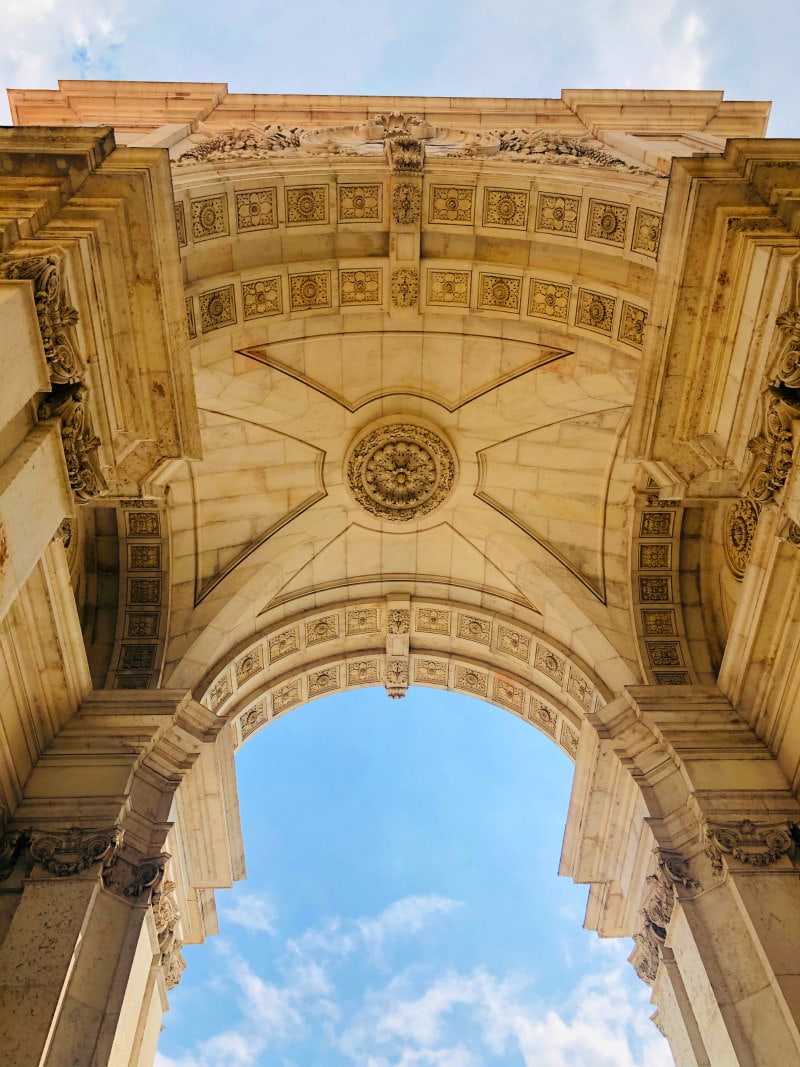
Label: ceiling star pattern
xmin=162 ymin=111 xmax=667 ymax=692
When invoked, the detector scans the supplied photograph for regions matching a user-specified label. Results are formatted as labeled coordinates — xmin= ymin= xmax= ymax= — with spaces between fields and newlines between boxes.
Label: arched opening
xmin=157 ymin=686 xmax=672 ymax=1067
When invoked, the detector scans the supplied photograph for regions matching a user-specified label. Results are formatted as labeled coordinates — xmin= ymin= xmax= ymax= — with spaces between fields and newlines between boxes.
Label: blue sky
xmin=1 ymin=1 xmax=799 ymax=134
xmin=2 ymin=5 xmax=797 ymax=1064
xmin=157 ymin=690 xmax=672 ymax=1067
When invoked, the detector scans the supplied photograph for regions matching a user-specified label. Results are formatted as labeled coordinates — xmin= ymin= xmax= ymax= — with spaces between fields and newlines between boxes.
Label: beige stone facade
xmin=0 ymin=80 xmax=798 ymax=1064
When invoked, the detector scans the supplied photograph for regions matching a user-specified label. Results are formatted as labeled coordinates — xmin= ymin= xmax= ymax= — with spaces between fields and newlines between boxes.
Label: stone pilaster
xmin=0 ymin=689 xmax=222 ymax=1067
xmin=564 ymin=685 xmax=800 ymax=1067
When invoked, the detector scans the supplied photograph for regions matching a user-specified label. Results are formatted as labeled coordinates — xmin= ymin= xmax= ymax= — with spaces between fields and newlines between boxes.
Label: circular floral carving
xmin=346 ymin=422 xmax=456 ymax=521
xmin=724 ymin=498 xmax=760 ymax=578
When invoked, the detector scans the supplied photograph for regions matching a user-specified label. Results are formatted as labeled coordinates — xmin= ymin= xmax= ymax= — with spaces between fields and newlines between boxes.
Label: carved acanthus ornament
xmin=0 ymin=252 xmax=107 ymax=504
xmin=38 ymin=386 xmax=108 ymax=503
xmin=28 ymin=826 xmax=122 ymax=878
xmin=726 ymin=305 xmax=800 ymax=577
xmin=177 ymin=116 xmax=654 ymax=174
xmin=704 ymin=818 xmax=795 ymax=876
xmin=0 ymin=254 xmax=84 ymax=384
xmin=630 ymin=854 xmax=697 ymax=986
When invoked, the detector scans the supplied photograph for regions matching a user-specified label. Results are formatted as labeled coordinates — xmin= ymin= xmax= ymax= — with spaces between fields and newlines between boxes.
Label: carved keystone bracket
xmin=704 ymin=818 xmax=796 ymax=876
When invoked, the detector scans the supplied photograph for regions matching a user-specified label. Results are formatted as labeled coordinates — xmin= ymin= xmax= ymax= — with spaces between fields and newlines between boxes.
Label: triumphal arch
xmin=0 ymin=81 xmax=799 ymax=1065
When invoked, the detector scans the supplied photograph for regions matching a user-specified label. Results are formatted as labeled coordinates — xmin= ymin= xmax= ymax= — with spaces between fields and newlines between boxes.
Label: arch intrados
xmin=198 ymin=596 xmax=607 ymax=762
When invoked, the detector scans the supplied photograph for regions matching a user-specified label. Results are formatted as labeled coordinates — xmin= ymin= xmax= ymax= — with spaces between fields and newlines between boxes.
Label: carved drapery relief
xmin=630 ymin=854 xmax=697 ymax=986
xmin=176 ymin=115 xmax=654 ymax=174
xmin=704 ymin=818 xmax=796 ymax=876
xmin=38 ymin=386 xmax=108 ymax=503
xmin=0 ymin=254 xmax=84 ymax=384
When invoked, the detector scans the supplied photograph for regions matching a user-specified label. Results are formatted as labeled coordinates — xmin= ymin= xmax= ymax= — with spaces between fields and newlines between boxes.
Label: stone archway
xmin=1 ymin=83 xmax=800 ymax=1067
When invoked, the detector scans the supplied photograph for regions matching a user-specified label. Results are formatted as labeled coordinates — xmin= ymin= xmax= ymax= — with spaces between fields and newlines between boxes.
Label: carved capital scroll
xmin=704 ymin=818 xmax=795 ymax=875
xmin=28 ymin=826 xmax=122 ymax=878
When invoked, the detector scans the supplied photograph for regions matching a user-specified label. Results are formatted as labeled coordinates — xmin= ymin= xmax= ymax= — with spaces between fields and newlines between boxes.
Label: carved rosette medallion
xmin=346 ymin=422 xmax=456 ymax=521
xmin=724 ymin=498 xmax=760 ymax=578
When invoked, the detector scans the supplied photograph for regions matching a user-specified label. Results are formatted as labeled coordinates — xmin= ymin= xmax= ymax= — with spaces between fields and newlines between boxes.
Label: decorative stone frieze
xmin=345 ymin=422 xmax=456 ymax=521
xmin=387 ymin=609 xmax=410 ymax=634
xmin=175 ymin=119 xmax=653 ymax=173
xmin=37 ymin=386 xmax=108 ymax=503
xmin=704 ymin=817 xmax=796 ymax=875
xmin=0 ymin=253 xmax=84 ymax=384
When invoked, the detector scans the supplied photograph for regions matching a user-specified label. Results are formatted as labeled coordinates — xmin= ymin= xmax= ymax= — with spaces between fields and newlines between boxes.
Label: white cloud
xmin=284 ymin=893 xmax=462 ymax=964
xmin=0 ymin=0 xmax=128 ymax=123
xmin=339 ymin=961 xmax=672 ymax=1067
xmin=218 ymin=890 xmax=278 ymax=934
xmin=158 ymin=896 xmax=671 ymax=1067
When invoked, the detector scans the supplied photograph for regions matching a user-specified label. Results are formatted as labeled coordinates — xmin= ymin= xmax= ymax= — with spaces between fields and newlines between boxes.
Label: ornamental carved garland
xmin=176 ymin=114 xmax=653 ymax=174
xmin=0 ymin=252 xmax=106 ymax=504
xmin=726 ymin=305 xmax=800 ymax=577
xmin=630 ymin=854 xmax=697 ymax=986
xmin=346 ymin=423 xmax=456 ymax=521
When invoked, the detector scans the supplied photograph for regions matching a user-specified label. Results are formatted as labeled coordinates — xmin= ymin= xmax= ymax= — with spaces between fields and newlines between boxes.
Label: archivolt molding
xmin=197 ymin=596 xmax=606 ymax=759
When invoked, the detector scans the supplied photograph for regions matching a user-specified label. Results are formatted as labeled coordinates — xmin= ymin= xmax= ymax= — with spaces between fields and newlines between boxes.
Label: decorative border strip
xmin=105 ymin=501 xmax=170 ymax=690
xmin=631 ymin=489 xmax=698 ymax=685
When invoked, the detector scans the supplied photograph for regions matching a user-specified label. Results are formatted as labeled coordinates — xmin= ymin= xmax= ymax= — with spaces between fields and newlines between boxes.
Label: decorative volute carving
xmin=704 ymin=818 xmax=796 ymax=875
xmin=28 ymin=826 xmax=122 ymax=878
